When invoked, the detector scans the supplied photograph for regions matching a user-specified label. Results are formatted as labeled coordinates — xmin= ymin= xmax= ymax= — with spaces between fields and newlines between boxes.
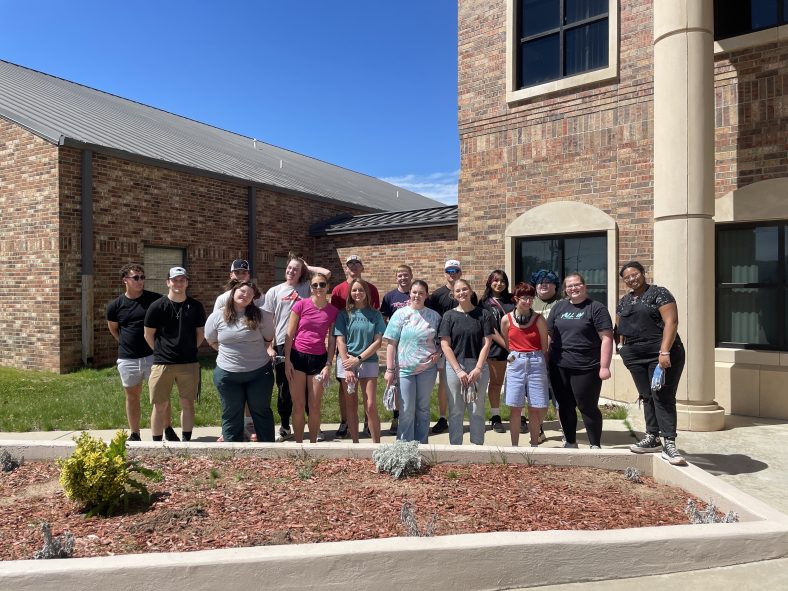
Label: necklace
xmin=171 ymin=300 xmax=183 ymax=321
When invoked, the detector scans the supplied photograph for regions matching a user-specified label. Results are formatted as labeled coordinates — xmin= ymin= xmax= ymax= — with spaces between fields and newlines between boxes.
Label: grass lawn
xmin=0 ymin=359 xmax=626 ymax=432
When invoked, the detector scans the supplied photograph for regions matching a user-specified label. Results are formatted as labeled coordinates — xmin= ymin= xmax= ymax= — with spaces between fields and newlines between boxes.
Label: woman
xmin=263 ymin=253 xmax=331 ymax=442
xmin=617 ymin=261 xmax=687 ymax=465
xmin=547 ymin=273 xmax=613 ymax=449
xmin=285 ymin=272 xmax=338 ymax=443
xmin=383 ymin=280 xmax=442 ymax=443
xmin=439 ymin=279 xmax=495 ymax=445
xmin=500 ymin=282 xmax=549 ymax=447
xmin=334 ymin=279 xmax=386 ymax=443
xmin=481 ymin=270 xmax=515 ymax=434
xmin=205 ymin=281 xmax=276 ymax=442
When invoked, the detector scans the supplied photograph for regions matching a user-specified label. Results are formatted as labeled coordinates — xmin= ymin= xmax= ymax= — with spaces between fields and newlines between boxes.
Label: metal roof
xmin=311 ymin=205 xmax=458 ymax=236
xmin=0 ymin=60 xmax=442 ymax=212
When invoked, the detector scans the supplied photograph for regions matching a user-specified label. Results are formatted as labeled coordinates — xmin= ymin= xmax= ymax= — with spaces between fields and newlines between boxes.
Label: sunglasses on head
xmin=127 ymin=275 xmax=145 ymax=281
xmin=311 ymin=282 xmax=327 ymax=288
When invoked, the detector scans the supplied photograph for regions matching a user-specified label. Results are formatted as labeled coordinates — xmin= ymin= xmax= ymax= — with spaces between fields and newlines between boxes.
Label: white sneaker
xmin=562 ymin=442 xmax=578 ymax=449
xmin=275 ymin=426 xmax=292 ymax=442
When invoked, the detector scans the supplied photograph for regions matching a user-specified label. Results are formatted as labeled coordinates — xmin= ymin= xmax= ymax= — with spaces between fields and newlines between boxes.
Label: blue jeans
xmin=397 ymin=366 xmax=437 ymax=444
xmin=446 ymin=359 xmax=489 ymax=445
xmin=213 ymin=364 xmax=275 ymax=442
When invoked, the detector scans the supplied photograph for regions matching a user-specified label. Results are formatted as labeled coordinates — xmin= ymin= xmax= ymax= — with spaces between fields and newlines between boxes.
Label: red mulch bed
xmin=1 ymin=455 xmax=697 ymax=561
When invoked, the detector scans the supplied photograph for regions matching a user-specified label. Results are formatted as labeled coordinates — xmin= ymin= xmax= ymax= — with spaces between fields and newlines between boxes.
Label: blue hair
xmin=529 ymin=269 xmax=560 ymax=288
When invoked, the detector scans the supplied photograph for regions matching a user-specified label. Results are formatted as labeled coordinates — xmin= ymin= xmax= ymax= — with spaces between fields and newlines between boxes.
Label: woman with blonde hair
xmin=334 ymin=279 xmax=386 ymax=443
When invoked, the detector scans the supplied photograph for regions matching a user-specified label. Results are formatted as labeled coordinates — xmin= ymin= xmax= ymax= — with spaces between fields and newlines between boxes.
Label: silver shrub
xmin=33 ymin=523 xmax=75 ymax=559
xmin=372 ymin=440 xmax=424 ymax=479
xmin=685 ymin=498 xmax=739 ymax=524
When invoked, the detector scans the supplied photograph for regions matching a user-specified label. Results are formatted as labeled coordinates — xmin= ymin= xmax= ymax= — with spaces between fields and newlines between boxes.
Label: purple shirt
xmin=292 ymin=298 xmax=339 ymax=355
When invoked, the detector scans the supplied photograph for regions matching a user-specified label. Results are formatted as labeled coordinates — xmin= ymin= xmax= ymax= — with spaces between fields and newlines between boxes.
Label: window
xmin=516 ymin=0 xmax=609 ymax=88
xmin=714 ymin=0 xmax=787 ymax=40
xmin=144 ymin=246 xmax=186 ymax=292
xmin=515 ymin=233 xmax=608 ymax=304
xmin=274 ymin=255 xmax=288 ymax=283
xmin=716 ymin=223 xmax=787 ymax=350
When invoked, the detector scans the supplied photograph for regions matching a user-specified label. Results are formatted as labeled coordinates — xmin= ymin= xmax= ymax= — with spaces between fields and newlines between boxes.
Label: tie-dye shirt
xmin=383 ymin=306 xmax=442 ymax=376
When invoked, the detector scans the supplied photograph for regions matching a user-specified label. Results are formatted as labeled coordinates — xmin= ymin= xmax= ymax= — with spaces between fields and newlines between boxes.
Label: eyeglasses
xmin=126 ymin=275 xmax=145 ymax=281
xmin=622 ymin=273 xmax=641 ymax=283
xmin=519 ymin=295 xmax=534 ymax=301
xmin=565 ymin=284 xmax=584 ymax=290
xmin=311 ymin=282 xmax=327 ymax=288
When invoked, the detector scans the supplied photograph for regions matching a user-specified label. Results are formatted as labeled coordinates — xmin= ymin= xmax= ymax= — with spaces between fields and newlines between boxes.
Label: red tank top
xmin=507 ymin=312 xmax=543 ymax=352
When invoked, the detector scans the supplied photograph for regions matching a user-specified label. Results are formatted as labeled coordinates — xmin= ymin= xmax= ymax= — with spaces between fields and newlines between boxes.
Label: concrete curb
xmin=2 ymin=442 xmax=787 ymax=590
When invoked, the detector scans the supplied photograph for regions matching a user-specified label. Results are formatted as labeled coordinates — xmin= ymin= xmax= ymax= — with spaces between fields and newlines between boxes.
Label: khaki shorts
xmin=149 ymin=363 xmax=201 ymax=404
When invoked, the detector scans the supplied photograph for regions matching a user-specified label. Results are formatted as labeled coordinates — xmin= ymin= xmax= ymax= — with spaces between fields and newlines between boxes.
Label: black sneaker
xmin=127 ymin=432 xmax=141 ymax=442
xmin=431 ymin=417 xmax=448 ymax=434
xmin=538 ymin=426 xmax=547 ymax=443
xmin=520 ymin=416 xmax=528 ymax=434
xmin=491 ymin=415 xmax=505 ymax=433
xmin=661 ymin=438 xmax=687 ymax=466
xmin=630 ymin=433 xmax=662 ymax=454
xmin=389 ymin=417 xmax=399 ymax=435
xmin=164 ymin=426 xmax=181 ymax=442
xmin=335 ymin=422 xmax=348 ymax=439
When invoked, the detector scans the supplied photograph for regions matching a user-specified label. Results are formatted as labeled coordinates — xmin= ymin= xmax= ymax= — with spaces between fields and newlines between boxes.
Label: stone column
xmin=653 ymin=0 xmax=724 ymax=430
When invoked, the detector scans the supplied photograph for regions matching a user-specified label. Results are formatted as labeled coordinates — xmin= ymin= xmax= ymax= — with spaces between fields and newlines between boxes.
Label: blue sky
xmin=0 ymin=1 xmax=459 ymax=204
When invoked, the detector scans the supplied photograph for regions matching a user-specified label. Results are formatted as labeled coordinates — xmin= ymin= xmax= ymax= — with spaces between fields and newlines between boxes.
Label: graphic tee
xmin=263 ymin=281 xmax=310 ymax=345
xmin=334 ymin=308 xmax=387 ymax=361
xmin=547 ymin=298 xmax=613 ymax=370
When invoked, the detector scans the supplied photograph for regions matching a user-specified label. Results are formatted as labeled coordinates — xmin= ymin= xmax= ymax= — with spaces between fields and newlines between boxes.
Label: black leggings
xmin=549 ymin=365 xmax=603 ymax=446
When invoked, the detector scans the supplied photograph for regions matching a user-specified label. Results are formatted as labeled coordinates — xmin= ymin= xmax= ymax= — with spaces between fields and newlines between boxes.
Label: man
xmin=379 ymin=264 xmax=414 ymax=435
xmin=331 ymin=254 xmax=380 ymax=439
xmin=426 ymin=259 xmax=478 ymax=434
xmin=263 ymin=253 xmax=331 ymax=442
xmin=213 ymin=259 xmax=264 ymax=312
xmin=144 ymin=267 xmax=206 ymax=442
xmin=213 ymin=258 xmax=264 ymax=441
xmin=106 ymin=263 xmax=177 ymax=442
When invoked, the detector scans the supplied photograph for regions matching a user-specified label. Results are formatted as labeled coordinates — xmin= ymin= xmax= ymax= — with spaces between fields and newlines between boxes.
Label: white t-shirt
xmin=262 ymin=281 xmax=310 ymax=346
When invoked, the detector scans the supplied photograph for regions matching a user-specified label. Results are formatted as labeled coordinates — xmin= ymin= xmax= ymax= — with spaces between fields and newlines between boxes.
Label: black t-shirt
xmin=426 ymin=285 xmax=479 ymax=316
xmin=616 ymin=284 xmax=677 ymax=345
xmin=438 ymin=307 xmax=495 ymax=360
xmin=106 ymin=290 xmax=162 ymax=359
xmin=547 ymin=298 xmax=613 ymax=370
xmin=144 ymin=296 xmax=206 ymax=364
xmin=482 ymin=297 xmax=515 ymax=360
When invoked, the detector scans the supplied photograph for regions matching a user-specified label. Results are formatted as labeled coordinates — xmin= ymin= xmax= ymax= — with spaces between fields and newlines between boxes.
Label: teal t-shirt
xmin=334 ymin=307 xmax=387 ymax=361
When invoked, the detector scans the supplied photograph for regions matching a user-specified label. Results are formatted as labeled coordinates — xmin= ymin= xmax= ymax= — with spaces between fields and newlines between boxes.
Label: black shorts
xmin=290 ymin=349 xmax=328 ymax=376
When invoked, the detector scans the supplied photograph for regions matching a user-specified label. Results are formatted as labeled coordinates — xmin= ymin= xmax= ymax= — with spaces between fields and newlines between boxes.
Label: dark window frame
xmin=515 ymin=0 xmax=609 ymax=89
xmin=514 ymin=231 xmax=608 ymax=306
xmin=715 ymin=221 xmax=787 ymax=351
xmin=714 ymin=0 xmax=787 ymax=41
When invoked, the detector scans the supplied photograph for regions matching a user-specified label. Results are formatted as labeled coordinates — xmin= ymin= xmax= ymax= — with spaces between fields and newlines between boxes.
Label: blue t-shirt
xmin=380 ymin=289 xmax=411 ymax=320
xmin=334 ymin=307 xmax=387 ymax=361
xmin=383 ymin=306 xmax=442 ymax=376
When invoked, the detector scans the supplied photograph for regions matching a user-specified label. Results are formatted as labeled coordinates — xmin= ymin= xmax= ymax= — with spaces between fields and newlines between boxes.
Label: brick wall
xmin=0 ymin=120 xmax=62 ymax=371
xmin=714 ymin=42 xmax=788 ymax=196
xmin=315 ymin=225 xmax=460 ymax=298
xmin=456 ymin=0 xmax=786 ymax=298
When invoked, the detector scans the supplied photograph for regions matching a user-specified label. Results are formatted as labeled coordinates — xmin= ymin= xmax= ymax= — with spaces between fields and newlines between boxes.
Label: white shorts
xmin=117 ymin=356 xmax=153 ymax=388
xmin=336 ymin=359 xmax=380 ymax=379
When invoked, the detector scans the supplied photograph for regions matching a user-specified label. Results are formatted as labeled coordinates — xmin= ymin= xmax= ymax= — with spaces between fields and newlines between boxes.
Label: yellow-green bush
xmin=57 ymin=430 xmax=159 ymax=515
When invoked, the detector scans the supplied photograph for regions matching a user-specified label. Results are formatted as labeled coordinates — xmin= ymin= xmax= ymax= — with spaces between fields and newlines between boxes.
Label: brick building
xmin=0 ymin=60 xmax=440 ymax=372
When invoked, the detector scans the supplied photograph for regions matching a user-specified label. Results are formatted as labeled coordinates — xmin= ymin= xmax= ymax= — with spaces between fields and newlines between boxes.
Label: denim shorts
xmin=336 ymin=359 xmax=380 ymax=379
xmin=117 ymin=356 xmax=153 ymax=388
xmin=504 ymin=351 xmax=548 ymax=408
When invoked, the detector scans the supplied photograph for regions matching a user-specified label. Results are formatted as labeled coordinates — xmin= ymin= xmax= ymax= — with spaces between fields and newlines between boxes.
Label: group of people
xmin=106 ymin=253 xmax=687 ymax=465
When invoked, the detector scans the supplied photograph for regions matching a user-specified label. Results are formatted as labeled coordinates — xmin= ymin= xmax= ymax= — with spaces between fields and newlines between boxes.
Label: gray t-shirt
xmin=204 ymin=308 xmax=275 ymax=372
xmin=262 ymin=281 xmax=310 ymax=345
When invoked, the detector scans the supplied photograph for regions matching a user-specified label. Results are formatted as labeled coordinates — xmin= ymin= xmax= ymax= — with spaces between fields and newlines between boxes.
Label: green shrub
xmin=57 ymin=430 xmax=161 ymax=516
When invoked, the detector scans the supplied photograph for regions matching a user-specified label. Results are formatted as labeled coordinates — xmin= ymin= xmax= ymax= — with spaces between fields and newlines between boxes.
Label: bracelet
xmin=385 ymin=368 xmax=395 ymax=373
xmin=659 ymin=351 xmax=670 ymax=356
xmin=454 ymin=367 xmax=462 ymax=373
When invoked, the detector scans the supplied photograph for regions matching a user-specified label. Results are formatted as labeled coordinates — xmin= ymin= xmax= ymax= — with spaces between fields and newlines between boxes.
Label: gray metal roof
xmin=0 ymin=60 xmax=442 ymax=212
xmin=311 ymin=205 xmax=458 ymax=236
